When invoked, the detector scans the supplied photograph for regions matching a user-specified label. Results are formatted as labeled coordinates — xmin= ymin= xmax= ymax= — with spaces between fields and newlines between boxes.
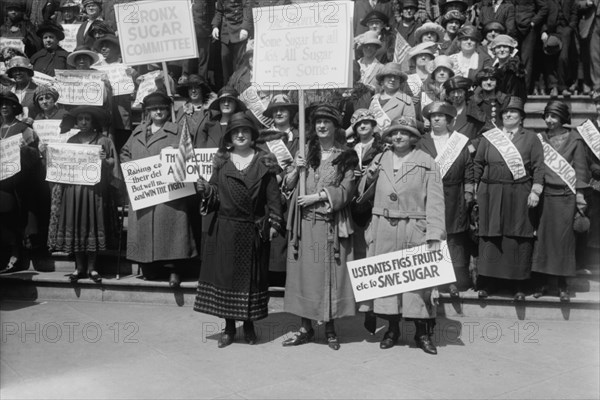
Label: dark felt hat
xmin=142 ymin=91 xmax=172 ymax=110
xmin=402 ymin=0 xmax=419 ymax=9
xmin=543 ymin=34 xmax=562 ymax=56
xmin=544 ymin=100 xmax=571 ymax=125
xmin=443 ymin=76 xmax=473 ymax=93
xmin=36 ymin=22 xmax=65 ymax=41
xmin=209 ymin=86 xmax=247 ymax=112
xmin=87 ymin=20 xmax=114 ymax=38
xmin=176 ymin=74 xmax=211 ymax=101
xmin=475 ymin=66 xmax=498 ymax=85
xmin=502 ymin=96 xmax=526 ymax=117
xmin=224 ymin=112 xmax=259 ymax=142
xmin=310 ymin=104 xmax=342 ymax=127
xmin=457 ymin=24 xmax=481 ymax=42
xmin=360 ymin=10 xmax=389 ymax=27
xmin=422 ymin=101 xmax=457 ymax=120
xmin=441 ymin=10 xmax=466 ymax=27
xmin=483 ymin=21 xmax=507 ymax=35
xmin=93 ymin=34 xmax=120 ymax=52
xmin=66 ymin=105 xmax=107 ymax=124
xmin=441 ymin=0 xmax=468 ymax=14
xmin=0 ymin=90 xmax=23 ymax=115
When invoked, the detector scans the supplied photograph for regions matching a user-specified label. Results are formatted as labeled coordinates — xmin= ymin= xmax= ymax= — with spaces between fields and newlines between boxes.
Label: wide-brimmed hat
xmin=66 ymin=105 xmax=107 ymax=123
xmin=483 ymin=21 xmax=507 ymax=35
xmin=93 ymin=34 xmax=120 ymax=52
xmin=36 ymin=22 xmax=65 ymax=41
xmin=443 ymin=76 xmax=473 ymax=93
xmin=415 ymin=22 xmax=446 ymax=43
xmin=67 ymin=46 xmax=99 ymax=67
xmin=360 ymin=10 xmax=389 ymax=27
xmin=441 ymin=0 xmax=468 ymax=14
xmin=33 ymin=84 xmax=60 ymax=103
xmin=263 ymin=94 xmax=298 ymax=119
xmin=490 ymin=34 xmax=518 ymax=50
xmin=431 ymin=55 xmax=455 ymax=76
xmin=350 ymin=108 xmax=377 ymax=132
xmin=382 ymin=116 xmax=422 ymax=139
xmin=209 ymin=86 xmax=247 ymax=112
xmin=59 ymin=0 xmax=80 ymax=10
xmin=142 ymin=91 xmax=172 ymax=110
xmin=5 ymin=0 xmax=26 ymax=11
xmin=176 ymin=74 xmax=212 ymax=100
xmin=544 ymin=100 xmax=571 ymax=125
xmin=543 ymin=35 xmax=562 ymax=56
xmin=376 ymin=62 xmax=408 ymax=83
xmin=502 ymin=96 xmax=526 ymax=117
xmin=441 ymin=10 xmax=466 ymax=27
xmin=311 ymin=104 xmax=342 ymax=127
xmin=422 ymin=101 xmax=457 ymax=120
xmin=360 ymin=31 xmax=383 ymax=48
xmin=6 ymin=56 xmax=34 ymax=77
xmin=224 ymin=112 xmax=259 ymax=143
xmin=0 ymin=90 xmax=23 ymax=115
xmin=457 ymin=25 xmax=481 ymax=42
xmin=409 ymin=41 xmax=437 ymax=61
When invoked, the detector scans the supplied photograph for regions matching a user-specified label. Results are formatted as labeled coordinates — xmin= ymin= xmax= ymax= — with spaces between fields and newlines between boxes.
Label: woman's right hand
xmin=196 ymin=176 xmax=209 ymax=194
xmin=38 ymin=142 xmax=47 ymax=154
xmin=365 ymin=161 xmax=381 ymax=182
xmin=294 ymin=154 xmax=306 ymax=169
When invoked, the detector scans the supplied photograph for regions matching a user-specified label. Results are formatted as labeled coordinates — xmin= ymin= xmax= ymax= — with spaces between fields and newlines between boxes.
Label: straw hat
xmin=263 ymin=94 xmax=298 ymax=119
xmin=67 ymin=46 xmax=99 ymax=67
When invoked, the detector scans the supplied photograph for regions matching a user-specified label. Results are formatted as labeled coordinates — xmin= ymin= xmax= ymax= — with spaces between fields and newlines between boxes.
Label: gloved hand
xmin=196 ymin=176 xmax=210 ymax=195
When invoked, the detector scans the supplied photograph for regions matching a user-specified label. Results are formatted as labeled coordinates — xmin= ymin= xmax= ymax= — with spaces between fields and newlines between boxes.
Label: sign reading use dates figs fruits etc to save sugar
xmin=252 ymin=1 xmax=354 ymax=90
xmin=346 ymin=241 xmax=456 ymax=302
xmin=114 ymin=0 xmax=198 ymax=66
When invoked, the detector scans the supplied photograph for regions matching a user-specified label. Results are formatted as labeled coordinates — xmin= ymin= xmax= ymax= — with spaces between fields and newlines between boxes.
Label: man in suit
xmin=477 ymin=0 xmax=517 ymax=38
xmin=212 ymin=0 xmax=254 ymax=86
xmin=354 ymin=0 xmax=394 ymax=36
xmin=542 ymin=0 xmax=579 ymax=97
xmin=514 ymin=0 xmax=548 ymax=94
xmin=180 ymin=1 xmax=215 ymax=85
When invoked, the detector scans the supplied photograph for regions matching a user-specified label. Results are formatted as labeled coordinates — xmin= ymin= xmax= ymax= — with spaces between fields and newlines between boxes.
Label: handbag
xmin=573 ymin=208 xmax=591 ymax=233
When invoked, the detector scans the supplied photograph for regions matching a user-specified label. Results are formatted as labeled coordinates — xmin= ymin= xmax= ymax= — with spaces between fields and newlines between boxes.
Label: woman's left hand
xmin=269 ymin=227 xmax=278 ymax=241
xmin=99 ymin=149 xmax=107 ymax=160
xmin=527 ymin=192 xmax=539 ymax=208
xmin=298 ymin=193 xmax=321 ymax=207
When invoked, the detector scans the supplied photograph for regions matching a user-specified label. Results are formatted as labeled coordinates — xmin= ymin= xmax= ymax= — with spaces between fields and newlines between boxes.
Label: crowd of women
xmin=1 ymin=0 xmax=600 ymax=354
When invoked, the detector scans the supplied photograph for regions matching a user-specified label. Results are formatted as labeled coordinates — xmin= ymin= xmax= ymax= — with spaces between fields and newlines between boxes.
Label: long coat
xmin=359 ymin=148 xmax=446 ymax=318
xmin=30 ymin=47 xmax=69 ymax=77
xmin=370 ymin=91 xmax=416 ymax=128
xmin=120 ymin=121 xmax=198 ymax=263
xmin=176 ymin=104 xmax=213 ymax=149
xmin=284 ymin=146 xmax=358 ymax=322
xmin=212 ymin=0 xmax=254 ymax=44
xmin=198 ymin=113 xmax=228 ymax=149
xmin=532 ymin=130 xmax=590 ymax=276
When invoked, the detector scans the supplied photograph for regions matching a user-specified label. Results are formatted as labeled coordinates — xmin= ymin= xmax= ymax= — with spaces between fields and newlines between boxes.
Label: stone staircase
xmin=523 ymin=95 xmax=597 ymax=131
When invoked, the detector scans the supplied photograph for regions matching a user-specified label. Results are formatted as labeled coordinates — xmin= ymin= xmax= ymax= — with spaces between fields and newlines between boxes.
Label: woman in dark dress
xmin=194 ymin=112 xmax=283 ymax=348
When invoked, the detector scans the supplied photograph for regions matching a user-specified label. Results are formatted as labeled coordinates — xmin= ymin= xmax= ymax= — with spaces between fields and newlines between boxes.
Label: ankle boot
xmin=380 ymin=316 xmax=400 ymax=349
xmin=414 ymin=320 xmax=437 ymax=355
xmin=363 ymin=311 xmax=376 ymax=335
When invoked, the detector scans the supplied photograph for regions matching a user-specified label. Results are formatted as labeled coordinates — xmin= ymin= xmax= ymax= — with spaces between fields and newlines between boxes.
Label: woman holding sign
xmin=358 ymin=116 xmax=445 ymax=354
xmin=282 ymin=104 xmax=359 ymax=351
xmin=531 ymin=101 xmax=590 ymax=301
xmin=46 ymin=106 xmax=121 ymax=283
xmin=120 ymin=92 xmax=198 ymax=287
xmin=473 ymin=97 xmax=545 ymax=301
xmin=194 ymin=112 xmax=283 ymax=348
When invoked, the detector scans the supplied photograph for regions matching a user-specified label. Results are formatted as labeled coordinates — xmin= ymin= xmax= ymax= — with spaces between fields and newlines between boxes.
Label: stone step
xmin=523 ymin=95 xmax=597 ymax=131
xmin=1 ymin=269 xmax=598 ymax=322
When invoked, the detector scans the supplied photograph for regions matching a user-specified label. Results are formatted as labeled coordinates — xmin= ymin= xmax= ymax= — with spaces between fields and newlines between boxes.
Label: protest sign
xmin=133 ymin=70 xmax=161 ymax=107
xmin=121 ymin=155 xmax=196 ymax=210
xmin=46 ymin=143 xmax=102 ymax=186
xmin=61 ymin=24 xmax=80 ymax=52
xmin=346 ymin=241 xmax=455 ymax=302
xmin=160 ymin=148 xmax=218 ymax=182
xmin=92 ymin=63 xmax=135 ymax=96
xmin=252 ymin=1 xmax=354 ymax=90
xmin=54 ymin=69 xmax=105 ymax=106
xmin=32 ymin=71 xmax=56 ymax=87
xmin=0 ymin=37 xmax=25 ymax=54
xmin=114 ymin=0 xmax=198 ymax=65
xmin=0 ymin=134 xmax=22 ymax=181
xmin=33 ymin=120 xmax=62 ymax=144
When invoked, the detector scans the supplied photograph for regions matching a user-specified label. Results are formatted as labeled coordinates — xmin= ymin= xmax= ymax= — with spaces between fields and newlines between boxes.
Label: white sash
xmin=576 ymin=120 xmax=600 ymax=162
xmin=434 ymin=131 xmax=469 ymax=178
xmin=482 ymin=128 xmax=526 ymax=180
xmin=537 ymin=133 xmax=576 ymax=194
xmin=240 ymin=85 xmax=274 ymax=128
xmin=368 ymin=95 xmax=392 ymax=130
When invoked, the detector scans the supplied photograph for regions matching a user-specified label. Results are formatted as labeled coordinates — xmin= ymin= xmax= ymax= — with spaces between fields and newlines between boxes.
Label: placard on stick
xmin=46 ymin=143 xmax=102 ymax=186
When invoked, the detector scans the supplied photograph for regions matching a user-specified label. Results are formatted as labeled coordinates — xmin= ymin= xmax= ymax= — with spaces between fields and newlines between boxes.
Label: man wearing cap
xmin=542 ymin=0 xmax=578 ymax=97
xmin=30 ymin=22 xmax=68 ymax=76
xmin=419 ymin=101 xmax=474 ymax=295
xmin=477 ymin=0 xmax=517 ymax=38
xmin=395 ymin=0 xmax=423 ymax=46
xmin=357 ymin=115 xmax=445 ymax=353
xmin=354 ymin=0 xmax=394 ymax=37
xmin=0 ymin=1 xmax=42 ymax=57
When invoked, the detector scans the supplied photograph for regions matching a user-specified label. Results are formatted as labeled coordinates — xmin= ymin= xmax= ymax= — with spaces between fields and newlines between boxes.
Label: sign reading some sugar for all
xmin=121 ymin=155 xmax=196 ymax=210
xmin=46 ymin=143 xmax=102 ymax=186
xmin=114 ymin=0 xmax=198 ymax=66
xmin=346 ymin=241 xmax=455 ymax=302
xmin=160 ymin=148 xmax=218 ymax=182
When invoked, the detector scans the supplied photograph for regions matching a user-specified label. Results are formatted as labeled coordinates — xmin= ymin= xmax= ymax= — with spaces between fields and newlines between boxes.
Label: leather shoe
xmin=415 ymin=335 xmax=437 ymax=355
xmin=379 ymin=331 xmax=399 ymax=350
xmin=478 ymin=290 xmax=488 ymax=299
xmin=244 ymin=327 xmax=257 ymax=345
xmin=513 ymin=292 xmax=526 ymax=302
xmin=327 ymin=334 xmax=340 ymax=351
xmin=559 ymin=290 xmax=570 ymax=302
xmin=282 ymin=329 xmax=314 ymax=346
xmin=532 ymin=287 xmax=546 ymax=299
xmin=449 ymin=284 xmax=460 ymax=298
xmin=69 ymin=271 xmax=81 ymax=283
xmin=550 ymin=87 xmax=559 ymax=98
xmin=363 ymin=312 xmax=376 ymax=335
xmin=217 ymin=332 xmax=235 ymax=348
xmin=169 ymin=272 xmax=181 ymax=288
xmin=562 ymin=89 xmax=572 ymax=98
xmin=89 ymin=271 xmax=102 ymax=283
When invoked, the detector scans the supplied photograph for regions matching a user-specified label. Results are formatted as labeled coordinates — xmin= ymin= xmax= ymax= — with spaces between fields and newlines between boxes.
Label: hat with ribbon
xmin=209 ymin=86 xmax=247 ymax=112
xmin=382 ymin=116 xmax=422 ymax=139
xmin=224 ymin=112 xmax=259 ymax=143
xmin=67 ymin=46 xmax=99 ymax=67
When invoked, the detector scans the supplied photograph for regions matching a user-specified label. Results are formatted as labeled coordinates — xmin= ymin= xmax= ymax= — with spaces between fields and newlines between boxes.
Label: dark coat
xmin=473 ymin=126 xmax=545 ymax=237
xmin=395 ymin=19 xmax=422 ymax=47
xmin=471 ymin=87 xmax=510 ymax=132
xmin=176 ymin=104 xmax=213 ymax=148
xmin=120 ymin=121 xmax=198 ymax=263
xmin=75 ymin=20 xmax=98 ymax=49
xmin=0 ymin=20 xmax=41 ymax=57
xmin=478 ymin=0 xmax=517 ymax=37
xmin=543 ymin=0 xmax=579 ymax=32
xmin=192 ymin=0 xmax=216 ymax=38
xmin=199 ymin=113 xmax=228 ymax=149
xmin=200 ymin=150 xmax=283 ymax=292
xmin=353 ymin=0 xmax=395 ymax=36
xmin=418 ymin=132 xmax=474 ymax=234
xmin=30 ymin=47 xmax=69 ymax=76
xmin=453 ymin=102 xmax=487 ymax=141
xmin=514 ymin=0 xmax=549 ymax=36
xmin=484 ymin=56 xmax=528 ymax=102
xmin=212 ymin=0 xmax=254 ymax=44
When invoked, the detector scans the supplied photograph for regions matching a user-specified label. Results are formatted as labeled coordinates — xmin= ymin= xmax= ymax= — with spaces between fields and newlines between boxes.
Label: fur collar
xmin=256 ymin=129 xmax=287 ymax=144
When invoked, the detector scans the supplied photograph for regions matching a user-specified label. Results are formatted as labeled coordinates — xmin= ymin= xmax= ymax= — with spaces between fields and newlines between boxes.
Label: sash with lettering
xmin=536 ymin=133 xmax=576 ymax=194
xmin=240 ymin=85 xmax=273 ymax=128
xmin=368 ymin=95 xmax=392 ymax=130
xmin=576 ymin=120 xmax=600 ymax=161
xmin=482 ymin=128 xmax=526 ymax=180
xmin=434 ymin=131 xmax=469 ymax=178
